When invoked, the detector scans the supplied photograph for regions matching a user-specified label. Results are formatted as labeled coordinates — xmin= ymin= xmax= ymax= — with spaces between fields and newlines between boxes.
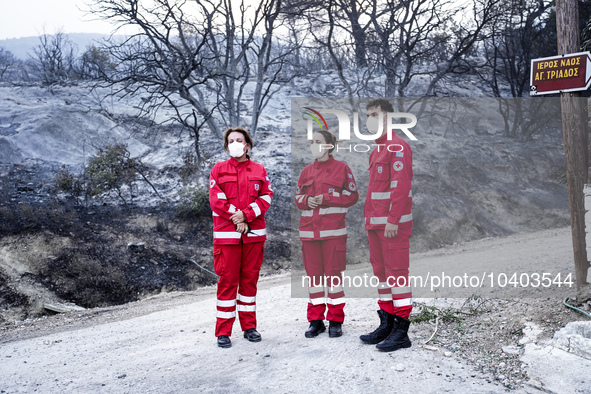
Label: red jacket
xmin=295 ymin=156 xmax=359 ymax=240
xmin=209 ymin=157 xmax=273 ymax=245
xmin=364 ymin=132 xmax=413 ymax=230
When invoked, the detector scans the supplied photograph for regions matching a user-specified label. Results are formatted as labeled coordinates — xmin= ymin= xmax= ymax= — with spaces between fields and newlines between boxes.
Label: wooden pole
xmin=556 ymin=0 xmax=590 ymax=290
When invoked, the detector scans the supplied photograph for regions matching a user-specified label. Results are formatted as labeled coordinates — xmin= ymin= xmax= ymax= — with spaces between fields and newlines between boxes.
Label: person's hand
xmin=314 ymin=194 xmax=323 ymax=205
xmin=307 ymin=196 xmax=319 ymax=209
xmin=230 ymin=210 xmax=245 ymax=225
xmin=384 ymin=222 xmax=398 ymax=238
xmin=236 ymin=222 xmax=249 ymax=234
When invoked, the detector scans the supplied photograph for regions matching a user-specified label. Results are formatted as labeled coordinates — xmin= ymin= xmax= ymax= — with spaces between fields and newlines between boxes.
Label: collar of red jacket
xmin=314 ymin=154 xmax=335 ymax=167
xmin=376 ymin=132 xmax=389 ymax=144
xmin=229 ymin=155 xmax=251 ymax=167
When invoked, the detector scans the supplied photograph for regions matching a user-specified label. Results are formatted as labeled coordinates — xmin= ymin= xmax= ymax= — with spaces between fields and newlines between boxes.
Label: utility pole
xmin=556 ymin=0 xmax=590 ymax=290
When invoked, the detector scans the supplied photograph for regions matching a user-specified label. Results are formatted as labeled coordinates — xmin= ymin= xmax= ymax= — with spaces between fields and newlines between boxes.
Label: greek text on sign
xmin=530 ymin=51 xmax=591 ymax=95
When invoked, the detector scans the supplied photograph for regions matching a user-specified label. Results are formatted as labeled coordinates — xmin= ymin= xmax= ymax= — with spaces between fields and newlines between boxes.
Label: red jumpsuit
xmin=364 ymin=132 xmax=413 ymax=319
xmin=295 ymin=156 xmax=359 ymax=323
xmin=209 ymin=156 xmax=273 ymax=337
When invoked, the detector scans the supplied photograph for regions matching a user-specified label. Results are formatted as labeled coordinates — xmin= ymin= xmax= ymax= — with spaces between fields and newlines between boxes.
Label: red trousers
xmin=213 ymin=242 xmax=264 ymax=336
xmin=301 ymin=238 xmax=347 ymax=323
xmin=368 ymin=227 xmax=413 ymax=319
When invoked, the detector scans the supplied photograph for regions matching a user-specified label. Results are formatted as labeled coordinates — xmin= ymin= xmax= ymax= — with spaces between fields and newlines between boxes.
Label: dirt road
xmin=0 ymin=227 xmax=589 ymax=393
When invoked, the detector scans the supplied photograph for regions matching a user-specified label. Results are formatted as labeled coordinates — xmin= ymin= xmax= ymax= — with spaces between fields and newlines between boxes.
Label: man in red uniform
xmin=360 ymin=99 xmax=414 ymax=352
xmin=209 ymin=127 xmax=273 ymax=348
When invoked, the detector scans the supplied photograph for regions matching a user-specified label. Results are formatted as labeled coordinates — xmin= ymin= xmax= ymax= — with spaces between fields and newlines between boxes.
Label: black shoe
xmin=376 ymin=315 xmax=412 ymax=352
xmin=305 ymin=320 xmax=326 ymax=338
xmin=243 ymin=328 xmax=262 ymax=342
xmin=217 ymin=335 xmax=232 ymax=348
xmin=328 ymin=321 xmax=342 ymax=338
xmin=360 ymin=310 xmax=395 ymax=344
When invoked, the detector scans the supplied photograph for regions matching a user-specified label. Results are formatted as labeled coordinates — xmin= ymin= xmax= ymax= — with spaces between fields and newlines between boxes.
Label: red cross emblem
xmin=393 ymin=161 xmax=404 ymax=171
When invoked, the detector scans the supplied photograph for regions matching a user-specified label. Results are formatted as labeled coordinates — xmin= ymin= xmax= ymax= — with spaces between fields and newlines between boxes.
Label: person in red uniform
xmin=359 ymin=99 xmax=414 ymax=352
xmin=209 ymin=127 xmax=273 ymax=348
xmin=295 ymin=129 xmax=359 ymax=338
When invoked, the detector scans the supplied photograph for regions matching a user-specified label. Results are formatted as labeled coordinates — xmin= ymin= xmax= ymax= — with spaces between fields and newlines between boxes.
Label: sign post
xmin=530 ymin=51 xmax=591 ymax=95
xmin=552 ymin=0 xmax=590 ymax=291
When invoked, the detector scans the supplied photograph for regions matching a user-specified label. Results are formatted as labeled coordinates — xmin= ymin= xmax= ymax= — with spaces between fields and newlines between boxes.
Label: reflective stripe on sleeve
xmin=296 ymin=195 xmax=306 ymax=203
xmin=217 ymin=192 xmax=227 ymax=200
xmin=392 ymin=298 xmax=413 ymax=307
xmin=214 ymin=231 xmax=242 ymax=239
xmin=371 ymin=192 xmax=391 ymax=199
xmin=217 ymin=299 xmax=236 ymax=307
xmin=319 ymin=228 xmax=347 ymax=237
xmin=217 ymin=311 xmax=236 ymax=319
xmin=319 ymin=207 xmax=348 ymax=215
xmin=229 ymin=204 xmax=237 ymax=213
xmin=408 ymin=190 xmax=412 ymax=197
xmin=247 ymin=228 xmax=267 ymax=237
xmin=250 ymin=202 xmax=261 ymax=217
xmin=299 ymin=230 xmax=314 ymax=238
xmin=212 ymin=211 xmax=219 ymax=217
xmin=237 ymin=305 xmax=256 ymax=312
xmin=400 ymin=213 xmax=413 ymax=223
xmin=342 ymin=190 xmax=351 ymax=196
xmin=370 ymin=213 xmax=412 ymax=225
xmin=260 ymin=195 xmax=272 ymax=204
xmin=237 ymin=294 xmax=256 ymax=303
xmin=301 ymin=210 xmax=313 ymax=217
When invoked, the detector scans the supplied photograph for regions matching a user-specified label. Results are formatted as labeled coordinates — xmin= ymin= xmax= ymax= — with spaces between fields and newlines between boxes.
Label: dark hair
xmin=223 ymin=127 xmax=253 ymax=152
xmin=366 ymin=99 xmax=394 ymax=113
xmin=313 ymin=129 xmax=337 ymax=154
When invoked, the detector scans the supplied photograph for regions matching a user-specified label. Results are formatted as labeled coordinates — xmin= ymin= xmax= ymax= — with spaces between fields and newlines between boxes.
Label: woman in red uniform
xmin=295 ymin=129 xmax=359 ymax=338
xmin=209 ymin=127 xmax=273 ymax=348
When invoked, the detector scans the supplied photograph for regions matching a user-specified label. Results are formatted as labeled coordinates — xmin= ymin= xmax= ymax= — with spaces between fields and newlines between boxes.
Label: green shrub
xmin=85 ymin=143 xmax=138 ymax=203
xmin=177 ymin=186 xmax=211 ymax=218
xmin=52 ymin=165 xmax=83 ymax=200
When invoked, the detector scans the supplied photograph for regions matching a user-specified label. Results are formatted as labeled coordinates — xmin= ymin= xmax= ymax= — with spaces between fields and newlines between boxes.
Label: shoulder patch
xmin=396 ymin=151 xmax=404 ymax=158
xmin=348 ymin=181 xmax=357 ymax=191
xmin=393 ymin=161 xmax=404 ymax=171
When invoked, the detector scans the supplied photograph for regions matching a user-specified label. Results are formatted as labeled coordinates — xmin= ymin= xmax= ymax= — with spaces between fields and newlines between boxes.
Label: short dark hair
xmin=223 ymin=127 xmax=253 ymax=152
xmin=366 ymin=99 xmax=394 ymax=113
xmin=314 ymin=129 xmax=337 ymax=154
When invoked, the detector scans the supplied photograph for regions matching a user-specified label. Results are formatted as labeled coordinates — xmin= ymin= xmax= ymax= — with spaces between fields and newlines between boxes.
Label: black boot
xmin=328 ymin=321 xmax=342 ymax=338
xmin=359 ymin=310 xmax=394 ymax=344
xmin=376 ymin=315 xmax=412 ymax=352
xmin=243 ymin=328 xmax=262 ymax=342
xmin=217 ymin=335 xmax=232 ymax=348
xmin=305 ymin=320 xmax=326 ymax=338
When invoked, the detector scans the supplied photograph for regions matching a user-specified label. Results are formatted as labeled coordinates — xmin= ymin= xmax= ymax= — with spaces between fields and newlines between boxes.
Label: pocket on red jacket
xmin=219 ymin=176 xmax=238 ymax=199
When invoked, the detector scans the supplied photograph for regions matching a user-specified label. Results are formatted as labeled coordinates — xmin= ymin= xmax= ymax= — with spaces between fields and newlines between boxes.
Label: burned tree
xmin=30 ymin=31 xmax=78 ymax=84
xmin=87 ymin=0 xmax=292 ymax=161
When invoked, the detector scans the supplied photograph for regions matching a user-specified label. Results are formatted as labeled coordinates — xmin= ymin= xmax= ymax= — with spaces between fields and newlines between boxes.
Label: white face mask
xmin=366 ymin=115 xmax=384 ymax=134
xmin=228 ymin=141 xmax=246 ymax=158
xmin=310 ymin=143 xmax=326 ymax=159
